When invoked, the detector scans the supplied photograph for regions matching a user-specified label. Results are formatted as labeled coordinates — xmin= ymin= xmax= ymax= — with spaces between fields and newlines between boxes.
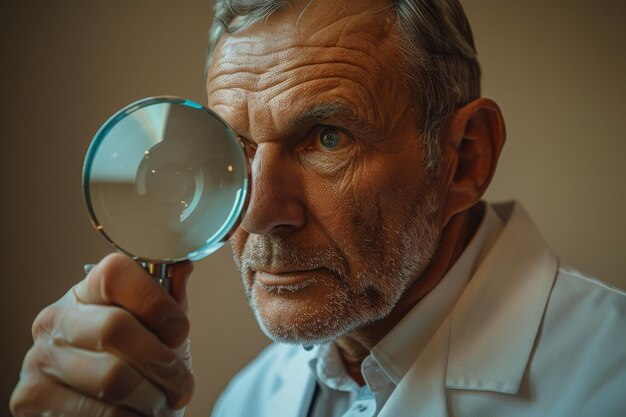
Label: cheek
xmin=307 ymin=154 xmax=427 ymax=255
xmin=302 ymin=164 xmax=384 ymax=258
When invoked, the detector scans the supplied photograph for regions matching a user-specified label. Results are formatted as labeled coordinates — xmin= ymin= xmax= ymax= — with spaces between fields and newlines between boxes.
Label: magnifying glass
xmin=83 ymin=97 xmax=249 ymax=291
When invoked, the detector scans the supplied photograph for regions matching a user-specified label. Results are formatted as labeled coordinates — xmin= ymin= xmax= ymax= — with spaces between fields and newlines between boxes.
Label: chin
xmin=249 ymin=276 xmax=400 ymax=345
xmin=253 ymin=305 xmax=365 ymax=346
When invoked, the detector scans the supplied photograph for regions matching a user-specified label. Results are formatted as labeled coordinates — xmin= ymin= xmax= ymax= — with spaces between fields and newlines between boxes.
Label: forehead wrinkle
xmin=207 ymin=86 xmax=252 ymax=131
xmin=265 ymin=77 xmax=381 ymax=134
xmin=209 ymin=3 xmax=399 ymax=90
xmin=306 ymin=6 xmax=396 ymax=52
xmin=210 ymin=42 xmax=390 ymax=96
xmin=210 ymin=59 xmax=393 ymax=139
xmin=207 ymin=0 xmax=410 ymax=144
xmin=208 ymin=3 xmax=402 ymax=85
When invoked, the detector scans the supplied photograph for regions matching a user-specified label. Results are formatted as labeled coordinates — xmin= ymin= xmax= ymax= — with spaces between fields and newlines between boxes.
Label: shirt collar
xmin=309 ymin=342 xmax=361 ymax=393
xmin=370 ymin=202 xmax=504 ymax=385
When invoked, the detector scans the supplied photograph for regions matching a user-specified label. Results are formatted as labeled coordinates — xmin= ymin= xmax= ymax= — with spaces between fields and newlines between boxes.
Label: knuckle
xmin=20 ymin=340 xmax=60 ymax=380
xmin=31 ymin=303 xmax=63 ymax=340
xmin=10 ymin=377 xmax=49 ymax=416
xmin=21 ymin=346 xmax=40 ymax=371
xmin=22 ymin=341 xmax=53 ymax=371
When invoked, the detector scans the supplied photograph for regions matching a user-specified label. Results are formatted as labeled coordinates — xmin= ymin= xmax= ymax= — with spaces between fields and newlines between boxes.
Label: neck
xmin=335 ymin=204 xmax=483 ymax=385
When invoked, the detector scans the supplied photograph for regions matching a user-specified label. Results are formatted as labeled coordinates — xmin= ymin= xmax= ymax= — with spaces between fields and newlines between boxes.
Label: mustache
xmin=240 ymin=235 xmax=348 ymax=279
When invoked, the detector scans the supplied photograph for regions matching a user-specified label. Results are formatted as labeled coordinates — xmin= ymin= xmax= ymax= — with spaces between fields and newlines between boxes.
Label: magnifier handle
xmin=142 ymin=262 xmax=171 ymax=293
xmin=83 ymin=262 xmax=171 ymax=293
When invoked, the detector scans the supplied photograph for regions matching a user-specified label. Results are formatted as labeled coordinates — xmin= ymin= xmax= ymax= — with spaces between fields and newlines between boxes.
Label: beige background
xmin=1 ymin=1 xmax=624 ymax=415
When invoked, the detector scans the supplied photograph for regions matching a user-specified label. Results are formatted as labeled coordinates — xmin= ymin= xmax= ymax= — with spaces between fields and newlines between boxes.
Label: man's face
xmin=206 ymin=0 xmax=442 ymax=345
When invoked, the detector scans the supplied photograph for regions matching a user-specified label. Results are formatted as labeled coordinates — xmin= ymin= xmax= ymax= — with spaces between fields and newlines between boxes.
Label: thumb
xmin=169 ymin=261 xmax=194 ymax=313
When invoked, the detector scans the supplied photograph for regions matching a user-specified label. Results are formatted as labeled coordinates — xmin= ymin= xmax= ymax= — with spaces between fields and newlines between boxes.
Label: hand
xmin=10 ymin=253 xmax=195 ymax=417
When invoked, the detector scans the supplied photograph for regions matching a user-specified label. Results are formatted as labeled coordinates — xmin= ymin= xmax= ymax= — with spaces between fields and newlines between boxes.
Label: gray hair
xmin=206 ymin=0 xmax=480 ymax=175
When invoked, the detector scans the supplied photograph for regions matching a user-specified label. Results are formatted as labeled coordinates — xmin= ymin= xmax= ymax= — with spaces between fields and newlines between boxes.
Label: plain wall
xmin=1 ymin=1 xmax=624 ymax=415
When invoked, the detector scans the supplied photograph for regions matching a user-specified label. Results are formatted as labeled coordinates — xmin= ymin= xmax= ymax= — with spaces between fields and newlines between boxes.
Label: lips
xmin=254 ymin=269 xmax=323 ymax=288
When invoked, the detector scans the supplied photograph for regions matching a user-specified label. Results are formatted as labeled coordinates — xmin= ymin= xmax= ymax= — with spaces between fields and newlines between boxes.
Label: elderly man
xmin=10 ymin=0 xmax=626 ymax=416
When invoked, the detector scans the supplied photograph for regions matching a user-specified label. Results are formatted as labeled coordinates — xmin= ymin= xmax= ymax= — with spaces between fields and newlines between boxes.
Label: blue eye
xmin=319 ymin=127 xmax=340 ymax=150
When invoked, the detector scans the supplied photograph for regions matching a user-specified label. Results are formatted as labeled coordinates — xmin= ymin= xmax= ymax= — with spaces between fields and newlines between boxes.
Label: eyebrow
xmin=234 ymin=102 xmax=361 ymax=146
xmin=289 ymin=102 xmax=361 ymax=130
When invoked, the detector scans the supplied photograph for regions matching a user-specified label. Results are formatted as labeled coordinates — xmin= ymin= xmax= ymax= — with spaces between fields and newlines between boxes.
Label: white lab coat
xmin=211 ymin=202 xmax=626 ymax=417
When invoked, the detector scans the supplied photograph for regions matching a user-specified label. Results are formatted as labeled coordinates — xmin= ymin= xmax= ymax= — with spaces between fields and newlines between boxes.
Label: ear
xmin=438 ymin=98 xmax=506 ymax=226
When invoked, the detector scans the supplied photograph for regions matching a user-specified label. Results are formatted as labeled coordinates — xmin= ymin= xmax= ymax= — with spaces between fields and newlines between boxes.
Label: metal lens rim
xmin=82 ymin=96 xmax=249 ymax=263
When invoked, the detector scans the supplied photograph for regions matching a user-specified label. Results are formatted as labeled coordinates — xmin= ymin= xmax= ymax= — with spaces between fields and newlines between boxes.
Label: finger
xmin=73 ymin=253 xmax=191 ymax=347
xmin=49 ymin=303 xmax=193 ymax=408
xmin=39 ymin=345 xmax=181 ymax=415
xmin=169 ymin=261 xmax=193 ymax=313
xmin=45 ymin=305 xmax=193 ymax=407
xmin=11 ymin=371 xmax=140 ymax=417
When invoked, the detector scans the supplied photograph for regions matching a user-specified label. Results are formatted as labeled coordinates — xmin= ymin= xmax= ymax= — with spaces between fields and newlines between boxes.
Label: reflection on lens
xmin=83 ymin=97 xmax=248 ymax=262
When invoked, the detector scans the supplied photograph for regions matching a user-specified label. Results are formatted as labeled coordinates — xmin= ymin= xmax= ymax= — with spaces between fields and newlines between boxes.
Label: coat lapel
xmin=446 ymin=202 xmax=558 ymax=393
xmin=380 ymin=202 xmax=559 ymax=415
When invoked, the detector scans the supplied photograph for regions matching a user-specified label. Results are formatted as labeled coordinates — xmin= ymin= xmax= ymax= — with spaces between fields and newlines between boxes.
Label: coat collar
xmin=379 ymin=202 xmax=558 ymax=417
xmin=445 ymin=202 xmax=559 ymax=394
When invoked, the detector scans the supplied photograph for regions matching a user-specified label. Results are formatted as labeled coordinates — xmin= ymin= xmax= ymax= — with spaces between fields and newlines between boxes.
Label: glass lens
xmin=83 ymin=97 xmax=248 ymax=262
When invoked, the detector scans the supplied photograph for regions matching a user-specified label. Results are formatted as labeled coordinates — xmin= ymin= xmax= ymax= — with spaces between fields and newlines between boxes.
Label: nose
xmin=240 ymin=144 xmax=306 ymax=235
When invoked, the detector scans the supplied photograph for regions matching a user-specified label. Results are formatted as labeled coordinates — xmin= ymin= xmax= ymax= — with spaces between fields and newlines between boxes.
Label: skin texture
xmin=207 ymin=0 xmax=505 ymax=383
xmin=11 ymin=0 xmax=505 ymax=413
xmin=208 ymin=1 xmax=438 ymax=347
